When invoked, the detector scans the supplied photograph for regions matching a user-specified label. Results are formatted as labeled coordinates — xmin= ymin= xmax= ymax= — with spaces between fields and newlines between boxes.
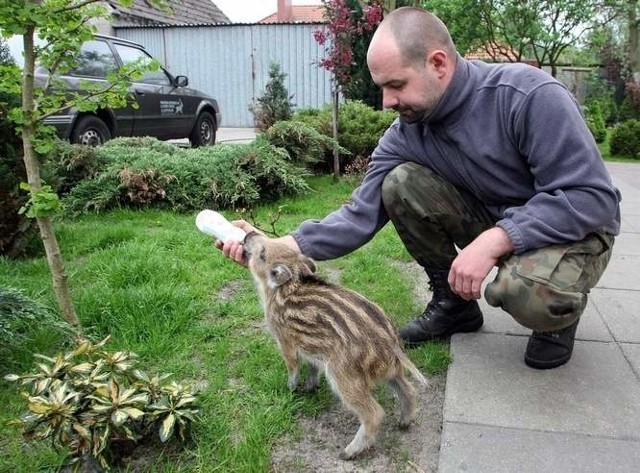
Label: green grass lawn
xmin=0 ymin=175 xmax=450 ymax=472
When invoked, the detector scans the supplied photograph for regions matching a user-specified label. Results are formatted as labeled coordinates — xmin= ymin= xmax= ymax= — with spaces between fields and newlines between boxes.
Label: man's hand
xmin=215 ymin=220 xmax=302 ymax=267
xmin=448 ymin=227 xmax=514 ymax=300
xmin=215 ymin=220 xmax=256 ymax=267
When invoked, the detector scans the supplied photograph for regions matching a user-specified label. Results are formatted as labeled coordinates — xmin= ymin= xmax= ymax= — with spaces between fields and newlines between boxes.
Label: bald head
xmin=370 ymin=7 xmax=456 ymax=68
xmin=367 ymin=8 xmax=457 ymax=123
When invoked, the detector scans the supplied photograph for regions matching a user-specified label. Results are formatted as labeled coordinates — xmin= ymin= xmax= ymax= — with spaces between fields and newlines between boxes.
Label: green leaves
xmin=18 ymin=182 xmax=63 ymax=217
xmin=147 ymin=381 xmax=199 ymax=442
xmin=250 ymin=62 xmax=295 ymax=131
xmin=4 ymin=336 xmax=199 ymax=470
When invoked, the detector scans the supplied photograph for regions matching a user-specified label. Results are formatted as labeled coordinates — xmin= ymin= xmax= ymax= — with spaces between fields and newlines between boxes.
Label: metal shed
xmin=115 ymin=23 xmax=334 ymax=127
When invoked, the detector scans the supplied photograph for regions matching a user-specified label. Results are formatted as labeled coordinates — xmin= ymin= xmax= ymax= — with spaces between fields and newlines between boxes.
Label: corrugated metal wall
xmin=115 ymin=24 xmax=333 ymax=127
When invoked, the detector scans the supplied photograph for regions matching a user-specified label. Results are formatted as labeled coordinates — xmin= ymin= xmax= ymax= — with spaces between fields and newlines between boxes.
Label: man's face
xmin=368 ymin=33 xmax=447 ymax=124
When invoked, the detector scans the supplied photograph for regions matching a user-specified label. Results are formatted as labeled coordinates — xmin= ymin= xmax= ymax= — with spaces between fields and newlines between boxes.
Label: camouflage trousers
xmin=381 ymin=162 xmax=615 ymax=332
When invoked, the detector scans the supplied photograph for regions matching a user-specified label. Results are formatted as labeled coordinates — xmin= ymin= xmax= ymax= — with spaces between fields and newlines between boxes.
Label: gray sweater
xmin=292 ymin=56 xmax=621 ymax=260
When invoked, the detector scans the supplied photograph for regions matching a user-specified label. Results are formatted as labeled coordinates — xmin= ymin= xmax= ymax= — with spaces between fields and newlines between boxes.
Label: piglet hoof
xmin=398 ymin=420 xmax=412 ymax=430
xmin=339 ymin=450 xmax=357 ymax=461
xmin=339 ymin=445 xmax=371 ymax=461
xmin=287 ymin=377 xmax=299 ymax=392
xmin=302 ymin=378 xmax=319 ymax=392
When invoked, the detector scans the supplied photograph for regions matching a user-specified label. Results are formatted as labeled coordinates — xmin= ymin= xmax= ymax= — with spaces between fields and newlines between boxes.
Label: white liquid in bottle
xmin=195 ymin=210 xmax=246 ymax=243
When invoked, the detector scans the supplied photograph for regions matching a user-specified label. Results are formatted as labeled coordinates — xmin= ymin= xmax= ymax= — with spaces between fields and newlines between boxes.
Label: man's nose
xmin=382 ymin=90 xmax=398 ymax=109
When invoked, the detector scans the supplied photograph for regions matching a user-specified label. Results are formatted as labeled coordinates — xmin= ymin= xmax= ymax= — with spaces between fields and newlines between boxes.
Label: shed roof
xmin=108 ymin=0 xmax=231 ymax=26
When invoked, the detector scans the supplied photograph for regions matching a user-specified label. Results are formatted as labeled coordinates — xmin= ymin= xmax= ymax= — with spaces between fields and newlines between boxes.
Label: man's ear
xmin=268 ymin=264 xmax=293 ymax=288
xmin=428 ymin=49 xmax=448 ymax=77
xmin=299 ymin=255 xmax=316 ymax=274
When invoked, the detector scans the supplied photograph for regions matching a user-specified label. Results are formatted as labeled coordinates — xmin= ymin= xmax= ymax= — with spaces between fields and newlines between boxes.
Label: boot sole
xmin=524 ymin=352 xmax=572 ymax=370
xmin=402 ymin=317 xmax=483 ymax=347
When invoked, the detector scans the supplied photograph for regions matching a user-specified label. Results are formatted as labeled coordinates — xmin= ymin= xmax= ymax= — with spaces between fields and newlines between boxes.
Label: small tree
xmin=314 ymin=0 xmax=384 ymax=179
xmin=249 ymin=62 xmax=295 ymax=131
xmin=314 ymin=0 xmax=384 ymax=108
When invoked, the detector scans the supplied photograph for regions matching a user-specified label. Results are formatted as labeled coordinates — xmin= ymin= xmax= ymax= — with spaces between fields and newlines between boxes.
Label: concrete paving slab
xmin=608 ymin=163 xmax=640 ymax=200
xmin=620 ymin=343 xmax=640 ymax=379
xmin=596 ymin=255 xmax=640 ymax=290
xmin=621 ymin=215 xmax=640 ymax=233
xmin=438 ymin=422 xmax=640 ymax=473
xmin=620 ymin=343 xmax=640 ymax=373
xmin=437 ymin=164 xmax=640 ymax=473
xmin=478 ymin=298 xmax=612 ymax=342
xmin=611 ymin=232 xmax=640 ymax=256
xmin=591 ymin=289 xmax=640 ymax=343
xmin=444 ymin=334 xmax=640 ymax=439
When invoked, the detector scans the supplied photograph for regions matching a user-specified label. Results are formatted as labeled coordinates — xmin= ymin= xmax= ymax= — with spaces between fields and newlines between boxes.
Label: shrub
xmin=0 ymin=88 xmax=41 ymax=258
xmin=102 ymin=136 xmax=184 ymax=155
xmin=618 ymin=81 xmax=640 ymax=122
xmin=42 ymin=139 xmax=103 ymax=195
xmin=291 ymin=100 xmax=397 ymax=171
xmin=585 ymin=72 xmax=621 ymax=125
xmin=291 ymin=106 xmax=333 ymax=137
xmin=609 ymin=119 xmax=640 ymax=159
xmin=0 ymin=287 xmax=75 ymax=370
xmin=585 ymin=101 xmax=607 ymax=143
xmin=5 ymin=336 xmax=199 ymax=471
xmin=261 ymin=120 xmax=347 ymax=168
xmin=249 ymin=62 xmax=295 ymax=131
xmin=336 ymin=101 xmax=397 ymax=158
xmin=63 ymin=138 xmax=311 ymax=214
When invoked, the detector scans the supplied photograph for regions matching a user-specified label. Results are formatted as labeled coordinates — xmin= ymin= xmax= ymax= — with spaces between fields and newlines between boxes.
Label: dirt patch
xmin=270 ymin=260 xmax=444 ymax=472
xmin=395 ymin=261 xmax=431 ymax=308
xmin=218 ymin=280 xmax=245 ymax=300
xmin=270 ymin=374 xmax=445 ymax=472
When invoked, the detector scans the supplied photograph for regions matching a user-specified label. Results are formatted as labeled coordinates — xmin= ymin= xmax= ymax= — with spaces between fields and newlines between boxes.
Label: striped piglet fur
xmin=243 ymin=232 xmax=427 ymax=460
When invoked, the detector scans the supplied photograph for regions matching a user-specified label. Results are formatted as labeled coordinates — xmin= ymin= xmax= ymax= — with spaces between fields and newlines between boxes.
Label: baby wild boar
xmin=243 ymin=232 xmax=427 ymax=460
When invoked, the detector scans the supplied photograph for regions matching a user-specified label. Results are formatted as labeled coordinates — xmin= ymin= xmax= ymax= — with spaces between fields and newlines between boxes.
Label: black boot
xmin=400 ymin=269 xmax=483 ymax=346
xmin=524 ymin=318 xmax=580 ymax=369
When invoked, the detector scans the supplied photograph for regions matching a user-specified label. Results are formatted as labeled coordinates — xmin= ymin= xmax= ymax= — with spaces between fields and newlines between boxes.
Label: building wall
xmin=115 ymin=24 xmax=334 ymax=127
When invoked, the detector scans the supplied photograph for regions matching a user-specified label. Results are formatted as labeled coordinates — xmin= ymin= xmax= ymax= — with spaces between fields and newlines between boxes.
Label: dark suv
xmin=36 ymin=35 xmax=221 ymax=147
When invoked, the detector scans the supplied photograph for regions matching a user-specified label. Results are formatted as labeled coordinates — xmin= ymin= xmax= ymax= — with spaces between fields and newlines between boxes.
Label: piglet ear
xmin=269 ymin=264 xmax=293 ymax=288
xmin=300 ymin=255 xmax=316 ymax=274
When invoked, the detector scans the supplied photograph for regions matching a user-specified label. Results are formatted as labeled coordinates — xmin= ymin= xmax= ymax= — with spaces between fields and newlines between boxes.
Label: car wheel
xmin=189 ymin=111 xmax=216 ymax=147
xmin=72 ymin=115 xmax=111 ymax=146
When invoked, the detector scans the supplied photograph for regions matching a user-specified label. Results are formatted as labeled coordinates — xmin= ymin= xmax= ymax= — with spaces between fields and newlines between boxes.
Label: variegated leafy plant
xmin=5 ymin=336 xmax=199 ymax=471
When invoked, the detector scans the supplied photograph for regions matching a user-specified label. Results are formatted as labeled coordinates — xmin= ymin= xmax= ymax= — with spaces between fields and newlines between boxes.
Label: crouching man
xmin=221 ymin=7 xmax=621 ymax=369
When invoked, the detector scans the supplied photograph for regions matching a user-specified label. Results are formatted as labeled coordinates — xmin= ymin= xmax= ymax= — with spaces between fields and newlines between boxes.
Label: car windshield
xmin=6 ymin=35 xmax=118 ymax=79
xmin=72 ymin=40 xmax=118 ymax=78
xmin=112 ymin=43 xmax=170 ymax=85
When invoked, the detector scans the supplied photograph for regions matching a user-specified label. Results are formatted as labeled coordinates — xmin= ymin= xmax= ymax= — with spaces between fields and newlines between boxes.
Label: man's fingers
xmin=231 ymin=219 xmax=259 ymax=235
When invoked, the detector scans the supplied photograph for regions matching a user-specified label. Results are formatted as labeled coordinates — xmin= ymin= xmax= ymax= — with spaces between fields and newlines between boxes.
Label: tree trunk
xmin=629 ymin=0 xmax=639 ymax=81
xmin=332 ymin=85 xmax=340 ymax=182
xmin=21 ymin=28 xmax=79 ymax=327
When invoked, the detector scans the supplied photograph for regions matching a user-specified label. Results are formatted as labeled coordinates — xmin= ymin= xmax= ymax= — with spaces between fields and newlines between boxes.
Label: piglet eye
xmin=259 ymin=248 xmax=266 ymax=261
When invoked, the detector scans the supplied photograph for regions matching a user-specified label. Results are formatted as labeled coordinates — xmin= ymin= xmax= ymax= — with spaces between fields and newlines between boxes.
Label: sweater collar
xmin=424 ymin=54 xmax=476 ymax=126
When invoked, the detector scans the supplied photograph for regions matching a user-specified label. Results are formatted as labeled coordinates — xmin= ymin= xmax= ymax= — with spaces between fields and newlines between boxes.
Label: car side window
xmin=113 ymin=43 xmax=171 ymax=86
xmin=72 ymin=40 xmax=118 ymax=78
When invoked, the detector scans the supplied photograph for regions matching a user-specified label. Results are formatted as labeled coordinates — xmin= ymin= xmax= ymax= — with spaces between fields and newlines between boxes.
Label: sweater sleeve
xmin=291 ymin=124 xmax=406 ymax=260
xmin=495 ymin=83 xmax=621 ymax=254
